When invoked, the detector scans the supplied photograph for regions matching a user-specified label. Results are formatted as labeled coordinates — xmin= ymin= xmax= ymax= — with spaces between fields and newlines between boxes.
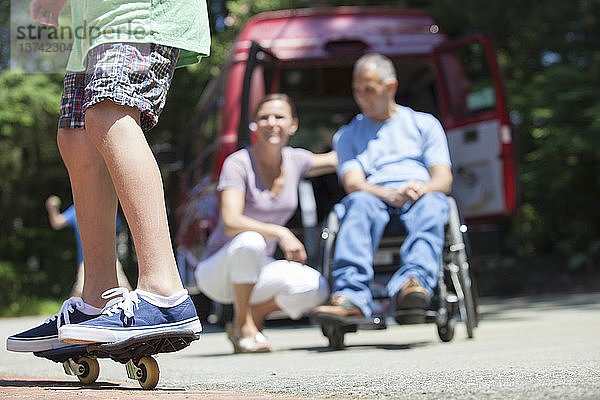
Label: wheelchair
xmin=317 ymin=196 xmax=478 ymax=349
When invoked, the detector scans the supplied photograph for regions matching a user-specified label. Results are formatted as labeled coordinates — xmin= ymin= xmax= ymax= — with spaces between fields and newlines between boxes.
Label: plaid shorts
xmin=59 ymin=43 xmax=179 ymax=132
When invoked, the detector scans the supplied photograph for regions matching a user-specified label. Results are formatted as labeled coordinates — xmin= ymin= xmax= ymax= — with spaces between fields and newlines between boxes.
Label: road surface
xmin=1 ymin=293 xmax=599 ymax=399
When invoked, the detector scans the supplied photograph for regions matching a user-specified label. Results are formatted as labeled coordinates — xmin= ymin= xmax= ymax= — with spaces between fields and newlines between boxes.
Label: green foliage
xmin=0 ymin=1 xmax=9 ymax=72
xmin=415 ymin=0 xmax=600 ymax=271
xmin=0 ymin=71 xmax=66 ymax=230
xmin=511 ymin=63 xmax=600 ymax=257
xmin=0 ymin=70 xmax=78 ymax=314
xmin=494 ymin=2 xmax=598 ymax=270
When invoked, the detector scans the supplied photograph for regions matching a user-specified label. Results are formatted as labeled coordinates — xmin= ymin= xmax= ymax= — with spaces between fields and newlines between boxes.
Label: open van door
xmin=433 ymin=34 xmax=517 ymax=220
xmin=238 ymin=41 xmax=281 ymax=148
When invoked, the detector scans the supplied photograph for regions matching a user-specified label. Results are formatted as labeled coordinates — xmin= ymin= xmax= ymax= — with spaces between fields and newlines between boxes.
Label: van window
xmin=394 ymin=59 xmax=439 ymax=117
xmin=282 ymin=65 xmax=356 ymax=152
xmin=283 ymin=59 xmax=439 ymax=153
xmin=437 ymin=42 xmax=497 ymax=119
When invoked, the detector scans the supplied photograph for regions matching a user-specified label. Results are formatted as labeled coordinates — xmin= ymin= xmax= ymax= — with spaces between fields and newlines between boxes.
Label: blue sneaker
xmin=58 ymin=288 xmax=202 ymax=344
xmin=6 ymin=297 xmax=101 ymax=352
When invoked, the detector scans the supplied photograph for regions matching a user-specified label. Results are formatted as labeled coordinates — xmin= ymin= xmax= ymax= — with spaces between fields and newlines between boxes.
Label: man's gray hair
xmin=353 ymin=53 xmax=397 ymax=84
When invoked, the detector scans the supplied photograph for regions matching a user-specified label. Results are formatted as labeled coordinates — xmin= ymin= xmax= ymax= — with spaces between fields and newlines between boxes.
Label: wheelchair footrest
xmin=313 ymin=312 xmax=387 ymax=331
xmin=394 ymin=309 xmax=437 ymax=325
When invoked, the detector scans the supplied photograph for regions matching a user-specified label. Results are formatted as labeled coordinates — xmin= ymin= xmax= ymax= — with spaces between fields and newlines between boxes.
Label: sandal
xmin=225 ymin=323 xmax=273 ymax=354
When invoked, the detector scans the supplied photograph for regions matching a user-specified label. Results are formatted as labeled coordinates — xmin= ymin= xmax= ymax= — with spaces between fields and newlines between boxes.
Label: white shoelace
xmin=101 ymin=288 xmax=140 ymax=318
xmin=45 ymin=297 xmax=85 ymax=330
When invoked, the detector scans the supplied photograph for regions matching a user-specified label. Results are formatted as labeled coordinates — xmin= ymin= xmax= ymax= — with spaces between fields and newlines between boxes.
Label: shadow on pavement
xmin=289 ymin=340 xmax=432 ymax=353
xmin=0 ymin=378 xmax=121 ymax=389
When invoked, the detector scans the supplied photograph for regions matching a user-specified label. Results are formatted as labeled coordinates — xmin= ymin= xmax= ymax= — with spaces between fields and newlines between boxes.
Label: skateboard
xmin=312 ymin=312 xmax=386 ymax=350
xmin=34 ymin=330 xmax=200 ymax=389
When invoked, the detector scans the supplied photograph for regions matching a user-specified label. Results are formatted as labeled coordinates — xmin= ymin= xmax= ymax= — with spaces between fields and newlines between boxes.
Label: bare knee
xmin=84 ymin=101 xmax=110 ymax=136
xmin=57 ymin=128 xmax=85 ymax=153
xmin=57 ymin=128 xmax=103 ymax=171
xmin=84 ymin=100 xmax=141 ymax=149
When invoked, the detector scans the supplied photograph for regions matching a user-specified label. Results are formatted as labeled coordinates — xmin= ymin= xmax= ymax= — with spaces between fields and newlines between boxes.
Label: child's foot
xmin=6 ymin=297 xmax=102 ymax=352
xmin=58 ymin=288 xmax=202 ymax=344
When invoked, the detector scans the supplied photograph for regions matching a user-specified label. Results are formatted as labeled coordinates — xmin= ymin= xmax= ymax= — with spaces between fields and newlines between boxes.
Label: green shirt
xmin=67 ymin=0 xmax=210 ymax=72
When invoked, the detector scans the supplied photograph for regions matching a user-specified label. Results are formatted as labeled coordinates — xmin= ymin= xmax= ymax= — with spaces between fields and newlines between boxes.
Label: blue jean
xmin=331 ymin=191 xmax=449 ymax=317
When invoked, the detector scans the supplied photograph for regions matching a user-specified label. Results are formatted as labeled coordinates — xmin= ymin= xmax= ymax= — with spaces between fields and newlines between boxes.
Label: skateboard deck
xmin=34 ymin=330 xmax=200 ymax=389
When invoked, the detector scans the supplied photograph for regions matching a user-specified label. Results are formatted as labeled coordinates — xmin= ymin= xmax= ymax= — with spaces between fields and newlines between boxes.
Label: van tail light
xmin=499 ymin=124 xmax=517 ymax=214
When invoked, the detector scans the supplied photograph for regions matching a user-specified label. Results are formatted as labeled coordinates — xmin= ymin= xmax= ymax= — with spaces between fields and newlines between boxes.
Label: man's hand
xmin=382 ymin=187 xmax=410 ymax=208
xmin=277 ymin=227 xmax=307 ymax=265
xmin=404 ymin=180 xmax=427 ymax=202
xmin=382 ymin=181 xmax=428 ymax=208
xmin=30 ymin=0 xmax=68 ymax=28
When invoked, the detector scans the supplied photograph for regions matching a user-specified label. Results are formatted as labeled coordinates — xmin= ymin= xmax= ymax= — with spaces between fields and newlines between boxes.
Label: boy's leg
xmin=58 ymin=43 xmax=201 ymax=345
xmin=58 ymin=102 xmax=198 ymax=344
xmin=6 ymin=73 xmax=111 ymax=352
xmin=58 ymin=128 xmax=119 ymax=308
xmin=70 ymin=262 xmax=84 ymax=297
xmin=115 ymin=260 xmax=132 ymax=290
xmin=7 ymin=161 xmax=105 ymax=352
xmin=84 ymin=101 xmax=182 ymax=296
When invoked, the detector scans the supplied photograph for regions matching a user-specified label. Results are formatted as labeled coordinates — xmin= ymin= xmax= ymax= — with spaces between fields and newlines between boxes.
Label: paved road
xmin=1 ymin=293 xmax=599 ymax=399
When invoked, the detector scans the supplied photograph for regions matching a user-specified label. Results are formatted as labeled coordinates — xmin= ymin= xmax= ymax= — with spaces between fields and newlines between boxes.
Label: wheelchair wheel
xmin=319 ymin=210 xmax=339 ymax=279
xmin=321 ymin=324 xmax=345 ymax=350
xmin=458 ymin=263 xmax=476 ymax=338
xmin=437 ymin=317 xmax=455 ymax=342
xmin=446 ymin=198 xmax=477 ymax=339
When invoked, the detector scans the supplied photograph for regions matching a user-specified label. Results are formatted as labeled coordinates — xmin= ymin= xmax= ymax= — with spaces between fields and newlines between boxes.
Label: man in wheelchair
xmin=313 ymin=53 xmax=453 ymax=320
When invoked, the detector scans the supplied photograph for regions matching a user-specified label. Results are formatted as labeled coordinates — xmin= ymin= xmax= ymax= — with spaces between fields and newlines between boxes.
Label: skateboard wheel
xmin=136 ymin=356 xmax=160 ymax=389
xmin=76 ymin=357 xmax=99 ymax=384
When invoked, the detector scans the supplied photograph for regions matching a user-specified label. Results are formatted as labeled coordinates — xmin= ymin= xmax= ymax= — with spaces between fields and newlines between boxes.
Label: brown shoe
xmin=312 ymin=295 xmax=364 ymax=318
xmin=395 ymin=277 xmax=431 ymax=310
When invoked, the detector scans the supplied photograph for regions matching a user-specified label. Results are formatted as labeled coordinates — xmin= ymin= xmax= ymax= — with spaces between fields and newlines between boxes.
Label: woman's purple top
xmin=204 ymin=146 xmax=313 ymax=258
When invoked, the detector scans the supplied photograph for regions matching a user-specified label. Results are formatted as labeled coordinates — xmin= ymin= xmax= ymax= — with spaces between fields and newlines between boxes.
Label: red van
xmin=173 ymin=7 xmax=517 ymax=296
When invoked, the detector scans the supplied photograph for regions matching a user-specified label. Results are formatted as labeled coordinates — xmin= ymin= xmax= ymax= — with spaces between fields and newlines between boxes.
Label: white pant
xmin=195 ymin=231 xmax=329 ymax=320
